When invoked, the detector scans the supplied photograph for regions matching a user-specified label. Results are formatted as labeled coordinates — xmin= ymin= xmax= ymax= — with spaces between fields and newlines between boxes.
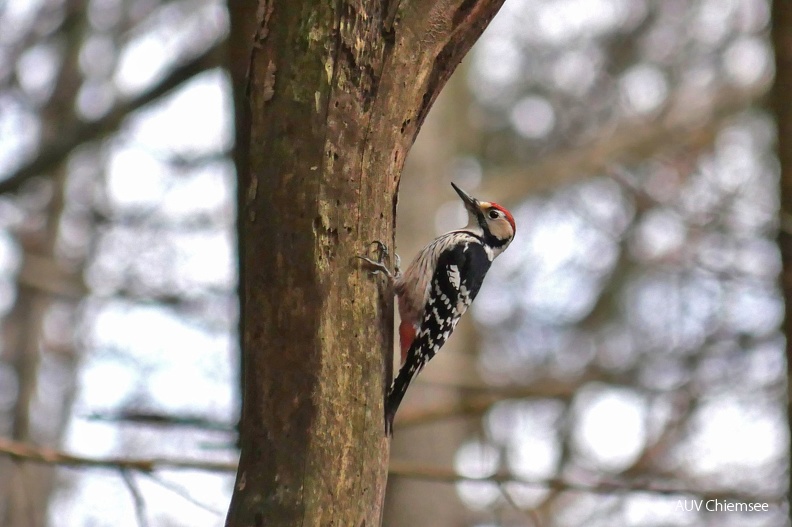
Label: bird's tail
xmin=385 ymin=356 xmax=424 ymax=436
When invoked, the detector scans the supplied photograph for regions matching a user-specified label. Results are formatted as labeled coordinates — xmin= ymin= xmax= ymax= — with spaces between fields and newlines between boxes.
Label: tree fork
xmin=225 ymin=1 xmax=506 ymax=525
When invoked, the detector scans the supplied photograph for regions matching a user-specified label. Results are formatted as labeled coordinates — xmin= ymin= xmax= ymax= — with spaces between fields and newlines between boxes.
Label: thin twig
xmin=84 ymin=411 xmax=235 ymax=432
xmin=138 ymin=471 xmax=224 ymax=516
xmin=120 ymin=469 xmax=149 ymax=527
xmin=497 ymin=482 xmax=543 ymax=526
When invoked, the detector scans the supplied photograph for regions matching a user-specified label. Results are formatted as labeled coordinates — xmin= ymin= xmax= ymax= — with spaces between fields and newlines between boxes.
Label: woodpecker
xmin=359 ymin=182 xmax=516 ymax=434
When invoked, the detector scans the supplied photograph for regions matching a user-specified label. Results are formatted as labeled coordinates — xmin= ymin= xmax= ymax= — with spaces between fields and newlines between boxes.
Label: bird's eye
xmin=488 ymin=210 xmax=499 ymax=219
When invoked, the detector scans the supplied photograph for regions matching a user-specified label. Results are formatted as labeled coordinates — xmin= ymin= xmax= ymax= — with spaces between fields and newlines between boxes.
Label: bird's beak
xmin=451 ymin=182 xmax=479 ymax=214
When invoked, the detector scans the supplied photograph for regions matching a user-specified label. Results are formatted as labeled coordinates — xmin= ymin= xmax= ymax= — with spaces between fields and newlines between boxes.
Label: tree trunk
xmin=0 ymin=2 xmax=86 ymax=523
xmin=225 ymin=0 xmax=506 ymax=525
xmin=771 ymin=2 xmax=792 ymax=525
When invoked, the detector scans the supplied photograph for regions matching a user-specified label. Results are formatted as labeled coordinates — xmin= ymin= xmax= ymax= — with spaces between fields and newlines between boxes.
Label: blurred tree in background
xmin=0 ymin=0 xmax=787 ymax=526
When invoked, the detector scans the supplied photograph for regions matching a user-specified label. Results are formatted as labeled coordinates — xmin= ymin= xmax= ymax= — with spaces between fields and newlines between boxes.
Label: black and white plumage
xmin=381 ymin=183 xmax=516 ymax=434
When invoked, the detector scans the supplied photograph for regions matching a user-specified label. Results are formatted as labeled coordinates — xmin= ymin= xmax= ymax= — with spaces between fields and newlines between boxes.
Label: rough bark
xmin=225 ymin=0 xmax=506 ymax=525
xmin=771 ymin=2 xmax=792 ymax=524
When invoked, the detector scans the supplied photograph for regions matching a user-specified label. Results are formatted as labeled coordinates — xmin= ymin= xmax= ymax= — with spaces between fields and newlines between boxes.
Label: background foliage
xmin=0 ymin=0 xmax=786 ymax=526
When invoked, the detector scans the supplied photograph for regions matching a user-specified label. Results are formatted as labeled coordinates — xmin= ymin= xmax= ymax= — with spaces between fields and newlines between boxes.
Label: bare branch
xmin=0 ymin=41 xmax=225 ymax=195
xmin=0 ymin=437 xmax=780 ymax=505
xmin=395 ymin=382 xmax=578 ymax=429
xmin=395 ymin=375 xmax=679 ymax=429
xmin=0 ymin=437 xmax=236 ymax=473
xmin=84 ymin=411 xmax=235 ymax=433
xmin=387 ymin=460 xmax=781 ymax=504
xmin=482 ymin=84 xmax=767 ymax=201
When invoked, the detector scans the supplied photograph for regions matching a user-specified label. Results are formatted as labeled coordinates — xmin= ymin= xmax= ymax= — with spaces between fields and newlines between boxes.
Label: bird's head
xmin=451 ymin=182 xmax=515 ymax=253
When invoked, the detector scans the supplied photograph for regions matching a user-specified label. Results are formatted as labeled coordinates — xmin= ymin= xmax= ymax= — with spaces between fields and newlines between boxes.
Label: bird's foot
xmin=357 ymin=240 xmax=401 ymax=282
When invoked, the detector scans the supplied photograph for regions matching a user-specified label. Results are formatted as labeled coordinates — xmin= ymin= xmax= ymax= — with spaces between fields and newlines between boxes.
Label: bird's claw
xmin=370 ymin=240 xmax=389 ymax=264
xmin=358 ymin=240 xmax=400 ymax=280
xmin=356 ymin=255 xmax=390 ymax=277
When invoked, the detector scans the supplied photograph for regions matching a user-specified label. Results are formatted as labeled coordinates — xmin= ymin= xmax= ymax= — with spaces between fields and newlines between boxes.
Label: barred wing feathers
xmin=385 ymin=239 xmax=491 ymax=433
